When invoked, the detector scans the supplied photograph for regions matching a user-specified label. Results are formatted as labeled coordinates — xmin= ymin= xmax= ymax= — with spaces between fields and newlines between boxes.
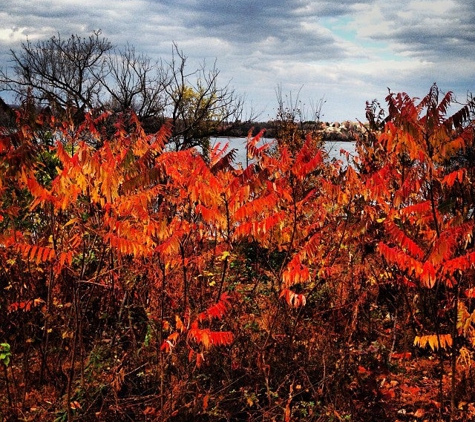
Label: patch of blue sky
xmin=319 ymin=15 xmax=400 ymax=62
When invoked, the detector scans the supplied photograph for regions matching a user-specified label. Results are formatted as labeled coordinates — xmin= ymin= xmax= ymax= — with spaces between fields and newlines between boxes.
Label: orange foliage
xmin=2 ymin=85 xmax=475 ymax=420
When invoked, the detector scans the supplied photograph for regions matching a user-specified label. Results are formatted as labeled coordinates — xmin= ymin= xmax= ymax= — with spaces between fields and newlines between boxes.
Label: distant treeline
xmin=219 ymin=118 xmax=363 ymax=142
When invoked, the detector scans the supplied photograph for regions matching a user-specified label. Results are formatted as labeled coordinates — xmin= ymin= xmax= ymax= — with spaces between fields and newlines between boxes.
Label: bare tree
xmin=0 ymin=30 xmax=112 ymax=112
xmin=101 ymin=44 xmax=169 ymax=122
xmin=165 ymin=44 xmax=245 ymax=152
xmin=274 ymin=85 xmax=325 ymax=152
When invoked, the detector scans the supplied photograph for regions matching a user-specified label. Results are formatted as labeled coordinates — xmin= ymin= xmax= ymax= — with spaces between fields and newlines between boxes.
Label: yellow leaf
xmin=428 ymin=335 xmax=437 ymax=351
xmin=414 ymin=334 xmax=452 ymax=351
xmin=63 ymin=218 xmax=79 ymax=228
xmin=175 ymin=315 xmax=185 ymax=332
xmin=62 ymin=330 xmax=74 ymax=339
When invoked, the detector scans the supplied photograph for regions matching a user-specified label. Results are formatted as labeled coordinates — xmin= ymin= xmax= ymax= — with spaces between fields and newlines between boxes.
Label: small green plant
xmin=0 ymin=343 xmax=11 ymax=367
xmin=0 ymin=342 xmax=13 ymax=410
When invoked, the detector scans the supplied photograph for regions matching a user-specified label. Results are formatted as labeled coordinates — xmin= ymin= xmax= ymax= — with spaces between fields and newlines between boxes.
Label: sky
xmin=0 ymin=0 xmax=474 ymax=122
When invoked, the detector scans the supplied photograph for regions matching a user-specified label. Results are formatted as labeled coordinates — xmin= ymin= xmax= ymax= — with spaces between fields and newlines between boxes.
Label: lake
xmin=211 ymin=137 xmax=357 ymax=166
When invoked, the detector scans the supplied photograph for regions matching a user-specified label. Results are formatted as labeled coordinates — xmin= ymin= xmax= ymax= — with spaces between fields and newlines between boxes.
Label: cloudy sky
xmin=1 ymin=0 xmax=474 ymax=122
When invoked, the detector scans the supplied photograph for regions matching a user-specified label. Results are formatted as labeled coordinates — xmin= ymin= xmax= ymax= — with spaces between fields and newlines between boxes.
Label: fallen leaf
xmin=414 ymin=408 xmax=425 ymax=418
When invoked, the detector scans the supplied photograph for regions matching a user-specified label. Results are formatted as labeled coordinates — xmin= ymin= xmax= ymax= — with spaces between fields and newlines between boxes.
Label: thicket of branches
xmin=0 ymin=31 xmax=246 ymax=152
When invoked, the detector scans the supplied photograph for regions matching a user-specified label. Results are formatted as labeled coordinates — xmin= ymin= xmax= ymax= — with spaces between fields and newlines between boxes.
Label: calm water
xmin=212 ymin=137 xmax=357 ymax=166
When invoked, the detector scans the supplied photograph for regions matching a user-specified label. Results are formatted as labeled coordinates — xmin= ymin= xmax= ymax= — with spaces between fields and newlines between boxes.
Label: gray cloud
xmin=358 ymin=0 xmax=475 ymax=60
xmin=0 ymin=0 xmax=474 ymax=121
